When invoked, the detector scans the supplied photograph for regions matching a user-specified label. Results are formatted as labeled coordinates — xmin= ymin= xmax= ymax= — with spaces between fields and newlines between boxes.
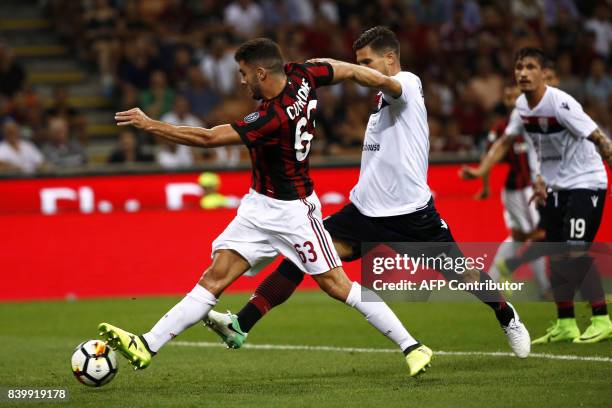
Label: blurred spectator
xmin=168 ymin=47 xmax=194 ymax=91
xmin=0 ymin=119 xmax=45 ymax=174
xmin=183 ymin=66 xmax=220 ymax=120
xmin=139 ymin=70 xmax=175 ymax=119
xmin=198 ymin=36 xmax=239 ymax=96
xmin=117 ymin=36 xmax=160 ymax=91
xmin=0 ymin=44 xmax=25 ymax=98
xmin=443 ymin=0 xmax=482 ymax=32
xmin=468 ymin=56 xmax=503 ymax=112
xmin=224 ymin=0 xmax=263 ymax=38
xmin=84 ymin=0 xmax=120 ymax=92
xmin=584 ymin=57 xmax=612 ymax=105
xmin=45 ymin=86 xmax=88 ymax=145
xmin=155 ymin=138 xmax=196 ymax=169
xmin=428 ymin=117 xmax=446 ymax=153
xmin=411 ymin=0 xmax=448 ymax=26
xmin=556 ymin=52 xmax=585 ymax=102
xmin=584 ymin=3 xmax=612 ymax=57
xmin=107 ymin=129 xmax=154 ymax=164
xmin=440 ymin=4 xmax=477 ymax=56
xmin=163 ymin=95 xmax=241 ymax=167
xmin=511 ymin=0 xmax=543 ymax=31
xmin=542 ymin=0 xmax=579 ymax=27
xmin=454 ymin=89 xmax=487 ymax=143
xmin=442 ymin=120 xmax=473 ymax=153
xmin=161 ymin=95 xmax=203 ymax=128
xmin=42 ymin=117 xmax=87 ymax=167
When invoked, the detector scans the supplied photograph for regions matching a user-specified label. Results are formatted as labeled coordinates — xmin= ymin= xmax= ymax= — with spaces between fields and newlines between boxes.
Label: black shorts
xmin=541 ymin=189 xmax=607 ymax=243
xmin=322 ymin=197 xmax=456 ymax=261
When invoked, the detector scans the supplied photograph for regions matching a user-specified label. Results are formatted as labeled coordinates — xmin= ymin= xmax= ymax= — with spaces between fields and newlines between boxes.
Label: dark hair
xmin=353 ymin=26 xmax=399 ymax=55
xmin=515 ymin=47 xmax=550 ymax=68
xmin=234 ymin=38 xmax=284 ymax=74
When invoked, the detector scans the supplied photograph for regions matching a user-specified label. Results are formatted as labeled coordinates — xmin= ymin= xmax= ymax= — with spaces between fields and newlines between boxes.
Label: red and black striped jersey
xmin=487 ymin=117 xmax=532 ymax=190
xmin=231 ymin=62 xmax=334 ymax=200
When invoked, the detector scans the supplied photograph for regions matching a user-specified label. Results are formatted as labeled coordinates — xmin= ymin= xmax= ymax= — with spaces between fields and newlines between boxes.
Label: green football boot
xmin=204 ymin=310 xmax=247 ymax=349
xmin=496 ymin=258 xmax=514 ymax=296
xmin=531 ymin=318 xmax=580 ymax=344
xmin=98 ymin=322 xmax=154 ymax=369
xmin=573 ymin=315 xmax=612 ymax=344
xmin=405 ymin=344 xmax=433 ymax=377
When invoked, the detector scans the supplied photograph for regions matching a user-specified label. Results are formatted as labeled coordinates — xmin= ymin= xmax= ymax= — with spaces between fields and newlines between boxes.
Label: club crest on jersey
xmin=244 ymin=112 xmax=260 ymax=123
xmin=538 ymin=117 xmax=549 ymax=133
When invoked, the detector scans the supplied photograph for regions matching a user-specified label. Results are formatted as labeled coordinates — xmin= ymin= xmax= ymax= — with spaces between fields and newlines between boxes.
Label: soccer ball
xmin=71 ymin=340 xmax=118 ymax=387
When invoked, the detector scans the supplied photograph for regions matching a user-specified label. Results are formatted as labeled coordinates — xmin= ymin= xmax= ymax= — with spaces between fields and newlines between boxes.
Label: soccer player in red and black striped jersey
xmin=103 ymin=38 xmax=433 ymax=376
xmin=462 ymin=84 xmax=550 ymax=299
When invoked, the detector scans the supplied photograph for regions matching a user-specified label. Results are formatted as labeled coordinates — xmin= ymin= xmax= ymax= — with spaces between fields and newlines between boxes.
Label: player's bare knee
xmin=511 ymin=229 xmax=528 ymax=242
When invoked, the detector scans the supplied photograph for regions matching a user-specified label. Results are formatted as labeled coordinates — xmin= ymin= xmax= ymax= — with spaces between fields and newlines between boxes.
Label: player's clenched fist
xmin=115 ymin=108 xmax=151 ymax=129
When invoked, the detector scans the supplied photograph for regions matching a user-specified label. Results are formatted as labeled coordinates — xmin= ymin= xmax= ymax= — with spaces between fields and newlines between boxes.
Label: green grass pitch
xmin=1 ymin=292 xmax=611 ymax=407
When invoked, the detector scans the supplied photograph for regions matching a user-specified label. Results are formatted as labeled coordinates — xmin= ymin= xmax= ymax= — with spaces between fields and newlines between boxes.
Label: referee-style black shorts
xmin=322 ymin=197 xmax=456 ymax=261
xmin=541 ymin=189 xmax=607 ymax=244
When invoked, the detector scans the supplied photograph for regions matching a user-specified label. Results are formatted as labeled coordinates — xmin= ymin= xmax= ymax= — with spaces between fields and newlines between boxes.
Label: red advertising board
xmin=1 ymin=165 xmax=610 ymax=301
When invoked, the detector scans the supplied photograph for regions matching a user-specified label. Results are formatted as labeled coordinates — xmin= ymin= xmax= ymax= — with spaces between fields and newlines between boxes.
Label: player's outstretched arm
xmin=460 ymin=134 xmax=513 ymax=180
xmin=307 ymin=58 xmax=402 ymax=98
xmin=588 ymin=128 xmax=612 ymax=169
xmin=115 ymin=108 xmax=242 ymax=148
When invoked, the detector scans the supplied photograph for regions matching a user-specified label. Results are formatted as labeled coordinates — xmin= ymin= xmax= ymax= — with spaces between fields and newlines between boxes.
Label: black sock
xmin=402 ymin=342 xmax=422 ymax=356
xmin=236 ymin=302 xmax=263 ymax=333
xmin=557 ymin=303 xmax=575 ymax=319
xmin=493 ymin=304 xmax=514 ymax=326
xmin=591 ymin=301 xmax=608 ymax=316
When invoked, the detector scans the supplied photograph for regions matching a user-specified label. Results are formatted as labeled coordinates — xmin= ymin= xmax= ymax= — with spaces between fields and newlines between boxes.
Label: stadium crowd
xmin=0 ymin=0 xmax=610 ymax=174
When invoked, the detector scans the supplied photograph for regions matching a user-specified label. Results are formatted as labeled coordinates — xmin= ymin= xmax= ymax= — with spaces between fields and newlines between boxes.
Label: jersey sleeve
xmin=504 ymin=108 xmax=524 ymax=138
xmin=382 ymin=73 xmax=421 ymax=106
xmin=231 ymin=108 xmax=281 ymax=147
xmin=554 ymin=92 xmax=598 ymax=139
xmin=302 ymin=62 xmax=334 ymax=88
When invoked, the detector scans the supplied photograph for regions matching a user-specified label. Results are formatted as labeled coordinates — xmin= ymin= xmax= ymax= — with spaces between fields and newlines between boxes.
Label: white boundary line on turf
xmin=170 ymin=341 xmax=612 ymax=363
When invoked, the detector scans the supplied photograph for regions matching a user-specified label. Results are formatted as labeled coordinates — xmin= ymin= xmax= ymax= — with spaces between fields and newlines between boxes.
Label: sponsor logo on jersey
xmin=244 ymin=112 xmax=260 ymax=123
xmin=561 ymin=102 xmax=570 ymax=110
xmin=591 ymin=195 xmax=599 ymax=208
xmin=286 ymin=79 xmax=312 ymax=120
xmin=362 ymin=143 xmax=380 ymax=151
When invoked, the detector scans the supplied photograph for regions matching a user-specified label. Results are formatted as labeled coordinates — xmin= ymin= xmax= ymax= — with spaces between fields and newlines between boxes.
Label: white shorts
xmin=501 ymin=186 xmax=540 ymax=234
xmin=212 ymin=189 xmax=341 ymax=276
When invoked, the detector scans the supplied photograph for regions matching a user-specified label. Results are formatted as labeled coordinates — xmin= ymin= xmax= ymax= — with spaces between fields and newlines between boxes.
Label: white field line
xmin=170 ymin=340 xmax=612 ymax=363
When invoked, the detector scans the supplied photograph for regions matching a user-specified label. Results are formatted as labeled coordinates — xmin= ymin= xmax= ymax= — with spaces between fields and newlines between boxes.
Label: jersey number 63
xmin=294 ymin=100 xmax=318 ymax=161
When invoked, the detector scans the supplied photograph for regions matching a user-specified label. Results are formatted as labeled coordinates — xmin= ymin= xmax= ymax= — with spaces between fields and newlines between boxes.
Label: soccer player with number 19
xmin=470 ymin=48 xmax=612 ymax=344
xmin=100 ymin=38 xmax=433 ymax=376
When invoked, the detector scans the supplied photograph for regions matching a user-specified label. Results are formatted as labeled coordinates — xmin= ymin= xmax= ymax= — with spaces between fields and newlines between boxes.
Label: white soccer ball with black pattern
xmin=71 ymin=340 xmax=118 ymax=387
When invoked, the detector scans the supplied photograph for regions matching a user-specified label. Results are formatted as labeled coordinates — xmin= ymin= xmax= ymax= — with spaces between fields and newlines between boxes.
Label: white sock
xmin=489 ymin=237 xmax=520 ymax=282
xmin=345 ymin=282 xmax=417 ymax=351
xmin=143 ymin=285 xmax=217 ymax=352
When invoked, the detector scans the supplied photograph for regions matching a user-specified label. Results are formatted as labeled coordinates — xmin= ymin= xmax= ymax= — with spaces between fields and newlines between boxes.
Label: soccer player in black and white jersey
xmin=205 ymin=27 xmax=531 ymax=358
xmin=461 ymin=84 xmax=550 ymax=299
xmin=99 ymin=38 xmax=434 ymax=376
xmin=467 ymin=48 xmax=612 ymax=344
